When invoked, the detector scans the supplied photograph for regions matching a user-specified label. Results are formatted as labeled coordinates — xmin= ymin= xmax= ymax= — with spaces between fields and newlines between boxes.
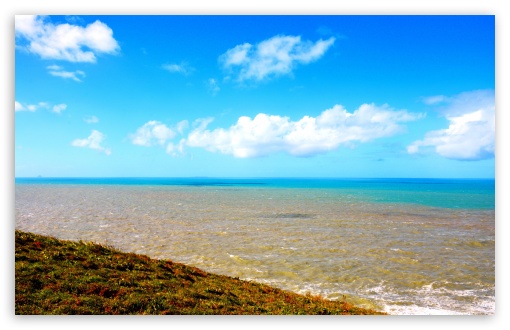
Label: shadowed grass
xmin=15 ymin=230 xmax=386 ymax=315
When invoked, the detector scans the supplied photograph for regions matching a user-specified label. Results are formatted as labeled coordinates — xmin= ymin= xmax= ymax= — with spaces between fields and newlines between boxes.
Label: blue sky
xmin=14 ymin=15 xmax=495 ymax=178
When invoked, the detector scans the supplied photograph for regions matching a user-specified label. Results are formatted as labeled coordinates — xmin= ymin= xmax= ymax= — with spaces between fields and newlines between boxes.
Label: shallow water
xmin=15 ymin=179 xmax=495 ymax=315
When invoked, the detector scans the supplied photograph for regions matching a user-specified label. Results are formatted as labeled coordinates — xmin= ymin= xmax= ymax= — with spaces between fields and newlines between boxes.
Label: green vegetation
xmin=15 ymin=230 xmax=386 ymax=315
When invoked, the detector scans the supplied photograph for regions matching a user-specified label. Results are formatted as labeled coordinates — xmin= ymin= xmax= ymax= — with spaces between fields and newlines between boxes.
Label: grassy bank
xmin=15 ymin=230 xmax=386 ymax=315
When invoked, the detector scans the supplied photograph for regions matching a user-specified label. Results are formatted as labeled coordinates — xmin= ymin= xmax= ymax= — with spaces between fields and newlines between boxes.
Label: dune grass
xmin=15 ymin=230 xmax=386 ymax=315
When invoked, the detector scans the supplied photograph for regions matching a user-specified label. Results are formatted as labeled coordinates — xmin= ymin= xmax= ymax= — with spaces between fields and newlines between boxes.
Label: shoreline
xmin=15 ymin=230 xmax=386 ymax=315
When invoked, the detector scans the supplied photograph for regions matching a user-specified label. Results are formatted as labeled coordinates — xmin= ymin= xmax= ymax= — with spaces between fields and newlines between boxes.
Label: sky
xmin=4 ymin=3 xmax=508 ymax=329
xmin=14 ymin=15 xmax=495 ymax=178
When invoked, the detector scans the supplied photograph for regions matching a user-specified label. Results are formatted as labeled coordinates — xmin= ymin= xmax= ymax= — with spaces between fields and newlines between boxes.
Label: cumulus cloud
xmin=71 ymin=130 xmax=111 ymax=155
xmin=408 ymin=89 xmax=495 ymax=160
xmin=52 ymin=103 xmax=67 ymax=114
xmin=186 ymin=104 xmax=423 ymax=158
xmin=166 ymin=139 xmax=187 ymax=157
xmin=47 ymin=64 xmax=86 ymax=81
xmin=220 ymin=35 xmax=335 ymax=82
xmin=130 ymin=120 xmax=190 ymax=157
xmin=130 ymin=121 xmax=177 ymax=147
xmin=15 ymin=15 xmax=119 ymax=63
xmin=162 ymin=62 xmax=195 ymax=75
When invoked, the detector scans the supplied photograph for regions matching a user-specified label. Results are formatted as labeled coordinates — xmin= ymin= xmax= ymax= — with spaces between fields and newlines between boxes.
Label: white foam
xmin=365 ymin=281 xmax=496 ymax=315
xmin=383 ymin=304 xmax=465 ymax=315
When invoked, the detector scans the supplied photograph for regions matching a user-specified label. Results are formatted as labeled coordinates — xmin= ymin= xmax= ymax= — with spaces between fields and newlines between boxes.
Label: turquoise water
xmin=15 ymin=177 xmax=495 ymax=210
xmin=15 ymin=177 xmax=495 ymax=314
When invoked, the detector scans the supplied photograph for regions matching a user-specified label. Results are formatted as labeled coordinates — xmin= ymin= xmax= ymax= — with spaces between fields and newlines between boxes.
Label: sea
xmin=14 ymin=177 xmax=495 ymax=315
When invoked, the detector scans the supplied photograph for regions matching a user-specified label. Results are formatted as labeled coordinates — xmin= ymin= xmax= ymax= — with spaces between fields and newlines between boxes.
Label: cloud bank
xmin=71 ymin=130 xmax=111 ymax=155
xmin=220 ymin=35 xmax=335 ymax=82
xmin=184 ymin=104 xmax=423 ymax=158
xmin=408 ymin=90 xmax=495 ymax=161
xmin=15 ymin=15 xmax=119 ymax=63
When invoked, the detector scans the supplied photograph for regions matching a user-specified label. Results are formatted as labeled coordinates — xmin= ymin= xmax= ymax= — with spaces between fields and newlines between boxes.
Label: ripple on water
xmin=15 ymin=184 xmax=495 ymax=315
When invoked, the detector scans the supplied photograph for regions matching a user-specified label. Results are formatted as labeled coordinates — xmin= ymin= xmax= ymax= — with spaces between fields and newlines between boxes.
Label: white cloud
xmin=15 ymin=15 xmax=119 ymax=63
xmin=15 ymin=101 xmax=50 ymax=112
xmin=186 ymin=103 xmax=423 ymax=158
xmin=162 ymin=62 xmax=194 ymax=75
xmin=408 ymin=90 xmax=495 ymax=160
xmin=15 ymin=101 xmax=25 ymax=111
xmin=84 ymin=116 xmax=99 ymax=124
xmin=176 ymin=120 xmax=189 ymax=134
xmin=46 ymin=64 xmax=63 ymax=71
xmin=47 ymin=65 xmax=86 ymax=81
xmin=220 ymin=35 xmax=335 ymax=82
xmin=52 ymin=103 xmax=67 ymax=114
xmin=130 ymin=121 xmax=176 ymax=147
xmin=166 ymin=139 xmax=187 ymax=157
xmin=71 ymin=130 xmax=111 ymax=155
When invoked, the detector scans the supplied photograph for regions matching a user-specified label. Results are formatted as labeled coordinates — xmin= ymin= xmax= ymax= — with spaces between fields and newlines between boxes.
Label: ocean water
xmin=15 ymin=177 xmax=495 ymax=315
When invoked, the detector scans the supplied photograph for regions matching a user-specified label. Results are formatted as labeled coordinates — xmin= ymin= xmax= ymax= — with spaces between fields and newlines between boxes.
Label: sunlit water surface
xmin=15 ymin=179 xmax=495 ymax=315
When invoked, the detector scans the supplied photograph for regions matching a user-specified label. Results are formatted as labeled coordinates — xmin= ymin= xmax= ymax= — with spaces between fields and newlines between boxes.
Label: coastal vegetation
xmin=15 ymin=230 xmax=385 ymax=315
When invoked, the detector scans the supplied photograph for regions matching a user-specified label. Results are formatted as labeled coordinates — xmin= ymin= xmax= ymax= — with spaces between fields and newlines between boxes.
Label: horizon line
xmin=14 ymin=176 xmax=495 ymax=180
